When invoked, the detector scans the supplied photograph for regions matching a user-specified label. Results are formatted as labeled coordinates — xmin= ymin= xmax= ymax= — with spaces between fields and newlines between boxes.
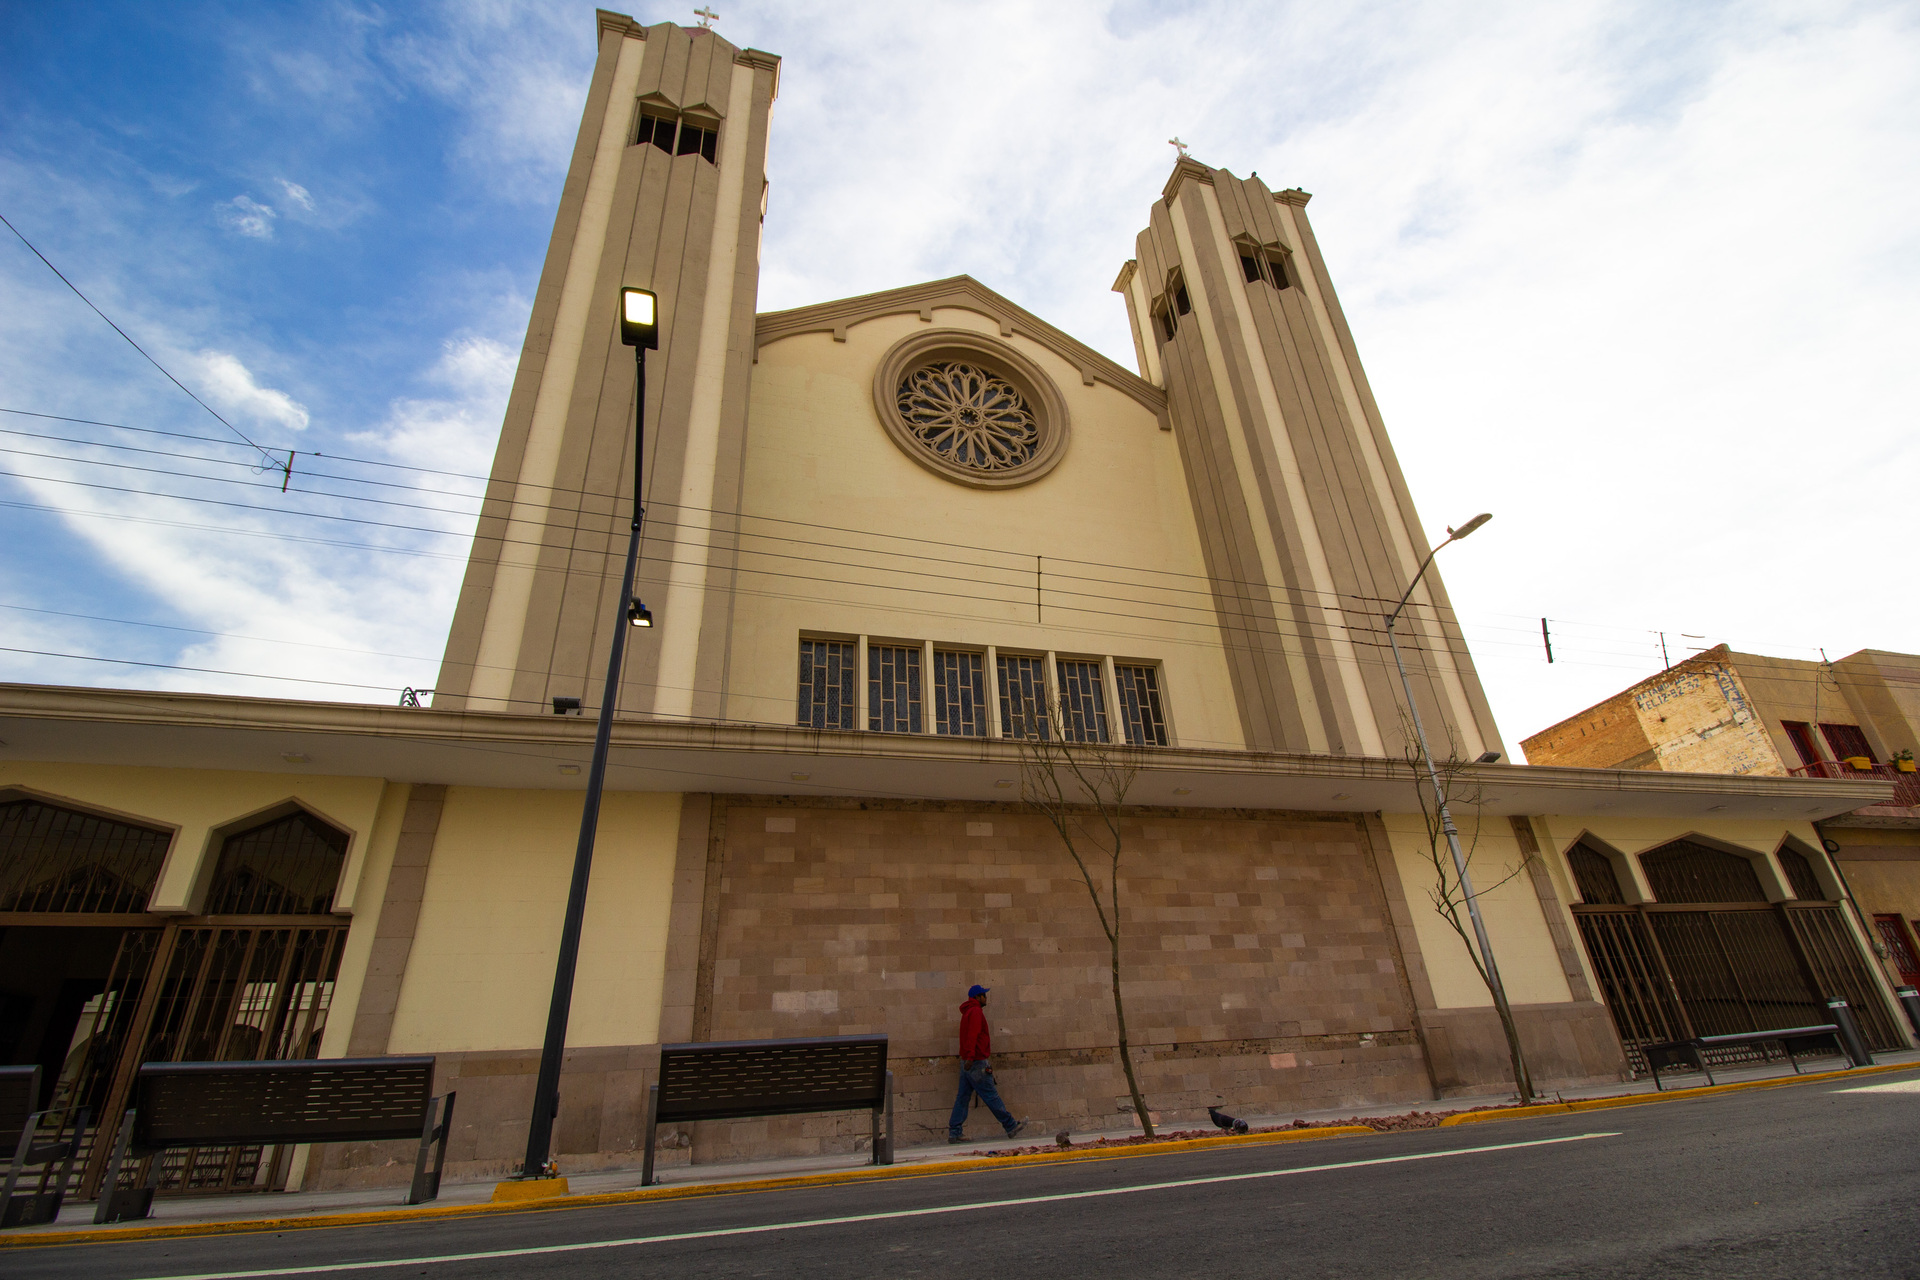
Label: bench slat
xmin=655 ymin=1036 xmax=887 ymax=1124
xmin=134 ymin=1058 xmax=435 ymax=1149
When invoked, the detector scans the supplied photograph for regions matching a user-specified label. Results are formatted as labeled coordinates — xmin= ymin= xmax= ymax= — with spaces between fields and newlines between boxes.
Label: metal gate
xmin=1575 ymin=901 xmax=1903 ymax=1075
xmin=73 ymin=920 xmax=347 ymax=1199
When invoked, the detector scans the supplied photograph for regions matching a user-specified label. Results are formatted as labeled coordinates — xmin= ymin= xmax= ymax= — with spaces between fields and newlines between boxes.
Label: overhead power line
xmin=0 ymin=409 xmax=1893 ymax=687
xmin=0 ymin=404 xmax=1885 ymax=666
xmin=0 ymin=219 xmax=278 ymax=467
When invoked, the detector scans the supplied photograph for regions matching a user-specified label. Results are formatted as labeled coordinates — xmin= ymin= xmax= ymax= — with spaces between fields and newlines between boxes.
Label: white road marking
xmin=1834 ymin=1078 xmax=1920 ymax=1094
xmin=123 ymin=1132 xmax=1620 ymax=1280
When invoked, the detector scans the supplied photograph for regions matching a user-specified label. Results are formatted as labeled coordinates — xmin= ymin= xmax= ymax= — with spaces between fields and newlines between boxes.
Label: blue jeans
xmin=949 ymin=1060 xmax=1016 ymax=1137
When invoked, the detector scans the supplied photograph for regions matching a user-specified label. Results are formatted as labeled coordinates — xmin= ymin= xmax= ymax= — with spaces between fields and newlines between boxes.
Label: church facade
xmin=1 ymin=12 xmax=1908 ymax=1198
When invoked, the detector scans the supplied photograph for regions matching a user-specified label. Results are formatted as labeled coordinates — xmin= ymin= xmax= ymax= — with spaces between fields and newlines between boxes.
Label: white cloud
xmin=217 ymin=193 xmax=276 ymax=239
xmin=193 ymin=350 xmax=311 ymax=432
xmin=355 ymin=333 xmax=517 ymax=478
xmin=378 ymin=4 xmax=587 ymax=201
xmin=276 ymin=179 xmax=315 ymax=212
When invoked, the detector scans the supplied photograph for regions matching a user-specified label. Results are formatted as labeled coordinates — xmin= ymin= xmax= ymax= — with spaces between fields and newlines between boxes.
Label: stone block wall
xmin=681 ymin=798 xmax=1435 ymax=1160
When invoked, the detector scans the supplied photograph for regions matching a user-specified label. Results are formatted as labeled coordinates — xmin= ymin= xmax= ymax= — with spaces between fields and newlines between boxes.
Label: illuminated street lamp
xmin=521 ymin=287 xmax=658 ymax=1179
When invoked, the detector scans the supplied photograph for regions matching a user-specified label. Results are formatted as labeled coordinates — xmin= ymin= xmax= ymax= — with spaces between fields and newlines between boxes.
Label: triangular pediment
xmin=754 ymin=275 xmax=1165 ymax=415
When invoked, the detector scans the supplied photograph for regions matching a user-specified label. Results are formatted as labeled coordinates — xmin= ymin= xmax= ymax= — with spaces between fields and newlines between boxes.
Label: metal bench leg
xmin=430 ymin=1092 xmax=454 ymax=1200
xmin=882 ymin=1070 xmax=895 ymax=1166
xmin=49 ymin=1107 xmax=88 ymax=1221
xmin=407 ymin=1091 xmax=456 ymax=1205
xmin=2 ymin=1111 xmax=41 ymax=1225
xmin=1692 ymin=1043 xmax=1715 ymax=1087
xmin=92 ymin=1110 xmax=146 ymax=1225
xmin=641 ymin=1084 xmax=659 ymax=1188
xmin=1784 ymin=1041 xmax=1802 ymax=1075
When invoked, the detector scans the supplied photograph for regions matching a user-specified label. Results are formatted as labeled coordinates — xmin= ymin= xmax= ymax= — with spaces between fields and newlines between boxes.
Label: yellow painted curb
xmin=1438 ymin=1060 xmax=1917 ymax=1126
xmin=490 ymin=1177 xmax=569 ymax=1202
xmin=0 ymin=1124 xmax=1370 ymax=1251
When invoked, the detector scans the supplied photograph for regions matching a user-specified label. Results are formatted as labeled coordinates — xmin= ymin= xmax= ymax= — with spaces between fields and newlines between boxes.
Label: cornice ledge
xmin=1490 ymin=761 xmax=1894 ymax=804
xmin=734 ymin=47 xmax=781 ymax=100
xmin=1273 ymin=188 xmax=1312 ymax=207
xmin=754 ymin=275 xmax=1166 ymax=416
xmin=595 ymin=9 xmax=646 ymax=40
xmin=1162 ymin=157 xmax=1216 ymax=202
xmin=1112 ymin=259 xmax=1138 ymax=293
xmin=1 ymin=684 xmax=1894 ymax=813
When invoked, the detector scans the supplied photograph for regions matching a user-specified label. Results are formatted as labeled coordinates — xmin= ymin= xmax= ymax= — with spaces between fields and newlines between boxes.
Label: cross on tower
xmin=1168 ymin=137 xmax=1190 ymax=159
xmin=693 ymin=6 xmax=719 ymax=28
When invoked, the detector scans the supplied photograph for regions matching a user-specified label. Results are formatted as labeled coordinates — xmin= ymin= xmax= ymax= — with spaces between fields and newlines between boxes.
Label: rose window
xmin=895 ymin=362 xmax=1040 ymax=473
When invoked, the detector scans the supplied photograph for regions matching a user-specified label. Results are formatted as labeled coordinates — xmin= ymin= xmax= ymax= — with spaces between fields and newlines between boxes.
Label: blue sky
xmin=2 ymin=0 xmax=1916 ymax=749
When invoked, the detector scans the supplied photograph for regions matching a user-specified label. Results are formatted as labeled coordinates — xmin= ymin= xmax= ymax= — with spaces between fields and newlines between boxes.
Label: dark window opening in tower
xmin=1174 ymin=284 xmax=1191 ymax=315
xmin=639 ymin=110 xmax=718 ymax=164
xmin=1240 ymin=253 xmax=1262 ymax=283
xmin=1156 ymin=304 xmax=1177 ymax=344
xmin=678 ymin=124 xmax=720 ymax=160
xmin=1268 ymin=255 xmax=1291 ymax=289
xmin=641 ymin=112 xmax=676 ymax=152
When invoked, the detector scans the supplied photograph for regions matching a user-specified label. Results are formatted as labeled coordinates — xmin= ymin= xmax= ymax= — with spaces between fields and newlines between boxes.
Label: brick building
xmin=1524 ymin=644 xmax=1920 ymax=994
xmin=2 ymin=12 xmax=1909 ymax=1203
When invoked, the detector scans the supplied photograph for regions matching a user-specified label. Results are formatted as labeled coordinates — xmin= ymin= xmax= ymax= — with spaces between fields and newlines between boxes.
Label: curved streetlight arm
xmin=1385 ymin=539 xmax=1450 ymax=635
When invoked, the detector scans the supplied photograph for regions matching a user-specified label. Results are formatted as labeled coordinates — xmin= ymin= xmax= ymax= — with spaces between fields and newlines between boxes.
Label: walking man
xmin=949 ymin=984 xmax=1025 ymax=1143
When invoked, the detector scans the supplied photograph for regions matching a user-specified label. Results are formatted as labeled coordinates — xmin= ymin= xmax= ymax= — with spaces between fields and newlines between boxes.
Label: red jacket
xmin=958 ymin=997 xmax=990 ymax=1062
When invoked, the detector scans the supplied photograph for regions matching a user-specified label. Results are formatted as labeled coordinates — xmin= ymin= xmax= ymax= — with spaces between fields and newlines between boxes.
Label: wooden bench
xmin=2 ymin=1065 xmax=89 ymax=1228
xmin=642 ymin=1035 xmax=891 ymax=1186
xmin=95 ymin=1057 xmax=454 ymax=1224
xmin=1642 ymin=1024 xmax=1843 ymax=1090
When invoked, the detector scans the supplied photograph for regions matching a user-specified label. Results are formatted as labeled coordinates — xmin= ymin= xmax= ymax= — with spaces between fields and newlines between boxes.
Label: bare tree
xmin=1011 ymin=690 xmax=1155 ymax=1137
xmin=1404 ymin=723 xmax=1537 ymax=1104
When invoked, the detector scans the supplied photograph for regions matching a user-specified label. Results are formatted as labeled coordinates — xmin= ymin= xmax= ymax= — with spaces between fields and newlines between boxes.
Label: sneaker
xmin=1004 ymin=1120 xmax=1028 ymax=1140
xmin=947 ymin=1135 xmax=968 ymax=1144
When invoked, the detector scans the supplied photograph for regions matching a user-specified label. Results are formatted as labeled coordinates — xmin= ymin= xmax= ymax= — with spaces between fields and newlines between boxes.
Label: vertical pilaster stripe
xmin=1275 ymin=202 xmax=1484 ymax=757
xmin=653 ymin=60 xmax=755 ymax=721
xmin=1198 ymin=184 xmax=1383 ymax=757
xmin=468 ymin=36 xmax=647 ymax=709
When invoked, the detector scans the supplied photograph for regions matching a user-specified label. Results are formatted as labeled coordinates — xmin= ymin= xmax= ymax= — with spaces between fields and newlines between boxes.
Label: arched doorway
xmin=1570 ymin=838 xmax=1902 ymax=1076
xmin=0 ymin=798 xmax=352 ymax=1200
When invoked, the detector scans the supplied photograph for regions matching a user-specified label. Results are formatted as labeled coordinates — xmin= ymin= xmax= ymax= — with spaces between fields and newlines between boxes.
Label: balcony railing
xmin=1789 ymin=759 xmax=1920 ymax=808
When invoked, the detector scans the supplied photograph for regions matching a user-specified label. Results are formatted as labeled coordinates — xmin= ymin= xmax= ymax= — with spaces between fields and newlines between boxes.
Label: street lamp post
xmin=521 ymin=287 xmax=658 ymax=1179
xmin=1384 ymin=512 xmax=1534 ymax=1103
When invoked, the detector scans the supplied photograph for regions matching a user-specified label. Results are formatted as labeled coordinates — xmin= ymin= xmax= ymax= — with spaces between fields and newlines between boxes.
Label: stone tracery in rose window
xmin=895 ymin=362 xmax=1040 ymax=472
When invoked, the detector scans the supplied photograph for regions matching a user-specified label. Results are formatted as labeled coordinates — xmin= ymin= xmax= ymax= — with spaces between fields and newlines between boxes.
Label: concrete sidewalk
xmin=8 ymin=1049 xmax=1918 ymax=1243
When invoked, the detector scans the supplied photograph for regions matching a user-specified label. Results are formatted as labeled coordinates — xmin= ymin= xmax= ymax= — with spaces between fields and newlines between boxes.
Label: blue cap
xmin=968 ymin=984 xmax=989 ymax=998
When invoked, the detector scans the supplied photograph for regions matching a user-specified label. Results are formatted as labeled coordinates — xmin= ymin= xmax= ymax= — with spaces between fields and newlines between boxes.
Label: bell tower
xmin=435 ymin=12 xmax=778 ymax=721
xmin=1117 ymin=159 xmax=1503 ymax=760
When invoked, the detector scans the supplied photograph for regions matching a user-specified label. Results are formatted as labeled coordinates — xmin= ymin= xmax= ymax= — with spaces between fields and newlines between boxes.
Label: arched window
xmin=1568 ymin=843 xmax=1625 ymax=904
xmin=1640 ymin=840 xmax=1768 ymax=904
xmin=203 ymin=810 xmax=347 ymax=915
xmin=0 ymin=798 xmax=170 ymax=913
xmin=1776 ymin=847 xmax=1826 ymax=900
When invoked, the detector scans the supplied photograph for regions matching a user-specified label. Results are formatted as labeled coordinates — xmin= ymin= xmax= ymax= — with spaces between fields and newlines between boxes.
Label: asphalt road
xmin=13 ymin=1070 xmax=1920 ymax=1280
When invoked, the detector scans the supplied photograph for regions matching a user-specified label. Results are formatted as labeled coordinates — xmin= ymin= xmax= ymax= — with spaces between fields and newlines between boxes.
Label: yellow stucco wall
xmin=737 ymin=308 xmax=1246 ymax=750
xmin=316 ymin=781 xmax=413 ymax=1057
xmin=0 ymin=762 xmax=392 ymax=914
xmin=385 ymin=787 xmax=683 ymax=1053
xmin=1379 ymin=811 xmax=1571 ymax=1009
